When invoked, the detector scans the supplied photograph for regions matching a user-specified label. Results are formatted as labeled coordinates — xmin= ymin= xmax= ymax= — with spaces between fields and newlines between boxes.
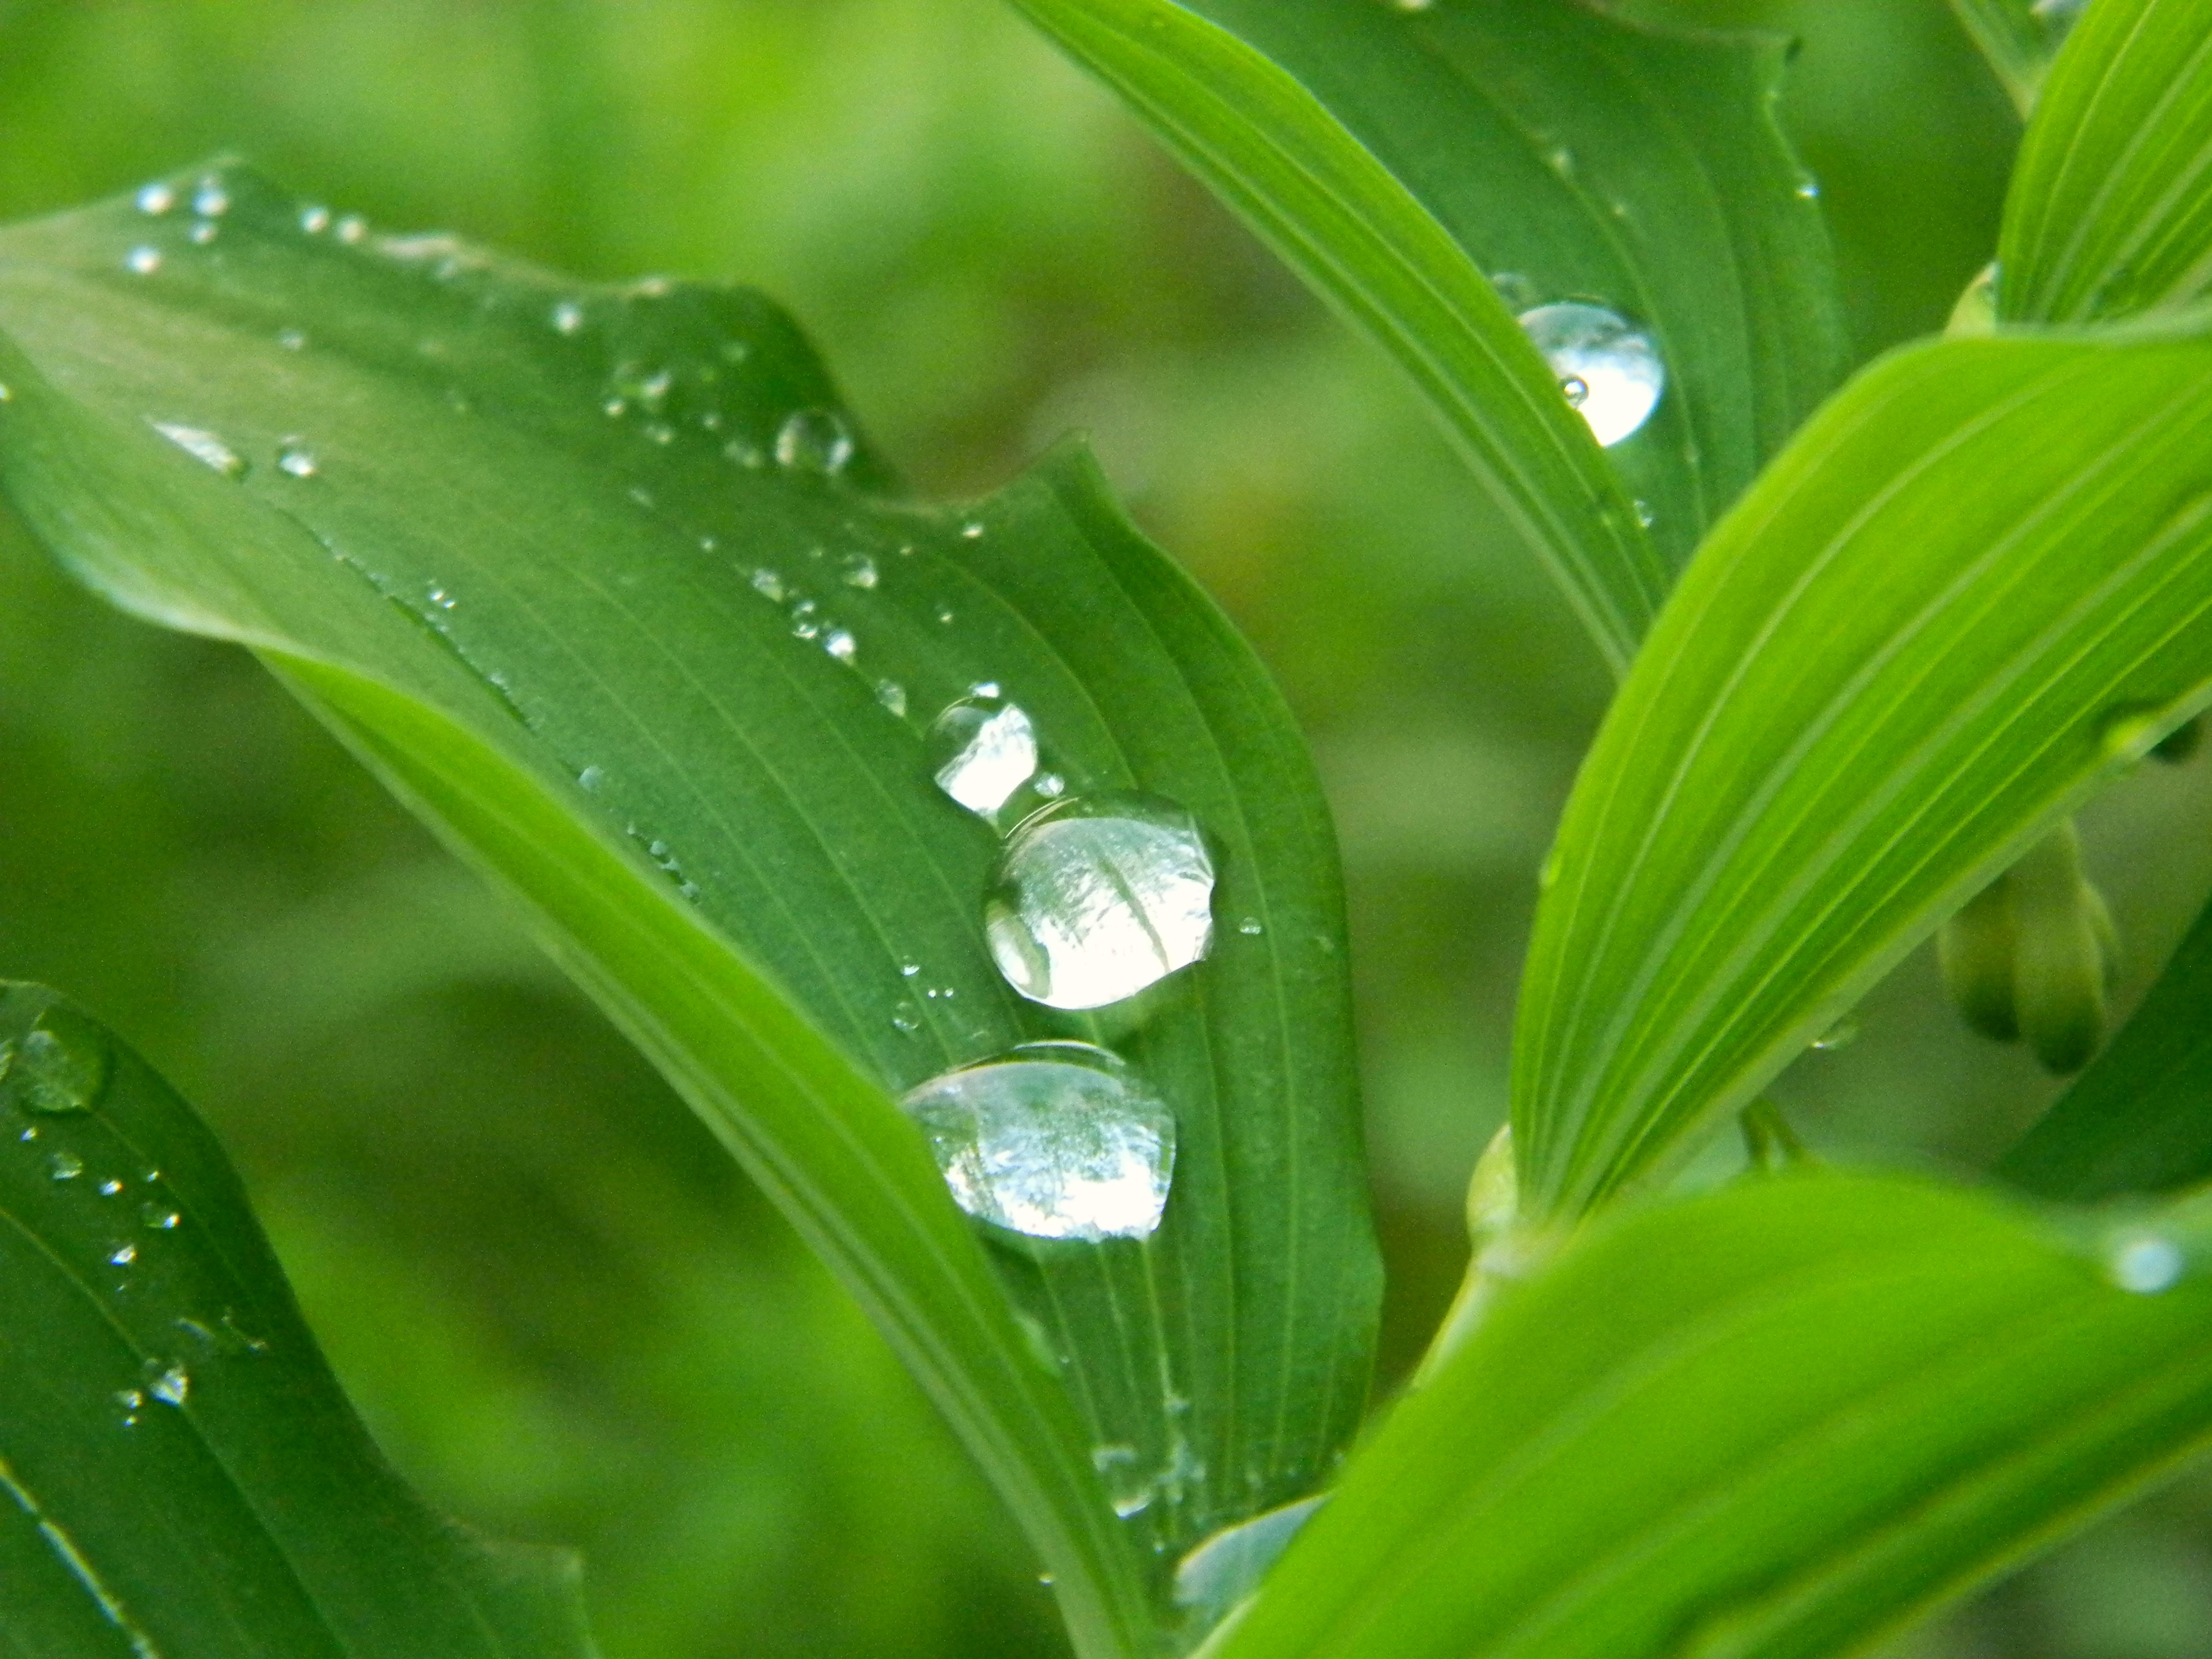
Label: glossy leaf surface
xmin=2001 ymin=0 xmax=2212 ymax=323
xmin=1209 ymin=1172 xmax=2212 ymax=1659
xmin=1514 ymin=322 xmax=2212 ymax=1215
xmin=2004 ymin=883 xmax=2212 ymax=1199
xmin=1009 ymin=0 xmax=1844 ymax=671
xmin=0 ymin=983 xmax=597 ymax=1659
xmin=0 ymin=164 xmax=1383 ymax=1655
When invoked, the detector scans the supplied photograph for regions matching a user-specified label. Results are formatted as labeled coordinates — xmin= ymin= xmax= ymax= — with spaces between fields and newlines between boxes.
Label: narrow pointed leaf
xmin=1010 ymin=0 xmax=1843 ymax=669
xmin=0 ymin=983 xmax=598 ymax=1659
xmin=0 ymin=165 xmax=1383 ymax=1652
xmin=1209 ymin=1171 xmax=2212 ymax=1659
xmin=2004 ymin=883 xmax=2212 ymax=1199
xmin=2000 ymin=0 xmax=2212 ymax=323
xmin=1513 ymin=322 xmax=2212 ymax=1215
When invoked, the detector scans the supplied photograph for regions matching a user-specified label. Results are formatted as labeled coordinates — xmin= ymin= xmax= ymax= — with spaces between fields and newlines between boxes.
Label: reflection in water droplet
xmin=2 ymin=1006 xmax=112 ymax=1115
xmin=750 ymin=568 xmax=787 ymax=602
xmin=49 ymin=1150 xmax=83 ymax=1181
xmin=300 ymin=205 xmax=332 ymax=234
xmin=1517 ymin=302 xmax=1665 ymax=446
xmin=137 ymin=183 xmax=176 ymax=215
xmin=192 ymin=182 xmax=229 ymax=217
xmin=877 ymin=681 xmax=908 ymax=719
xmin=100 ymin=1180 xmax=123 ymax=1197
xmin=824 ymin=628 xmax=858 ymax=662
xmin=1809 ymin=1013 xmax=1860 ymax=1052
xmin=1175 ymin=1496 xmax=1328 ymax=1622
xmin=142 ymin=1204 xmax=180 ymax=1230
xmin=931 ymin=696 xmax=1040 ymax=817
xmin=1034 ymin=772 xmax=1066 ymax=800
xmin=109 ymin=1244 xmax=136 ymax=1267
xmin=843 ymin=556 xmax=879 ymax=589
xmin=151 ymin=422 xmax=247 ymax=479
xmin=899 ymin=1042 xmax=1175 ymax=1241
xmin=276 ymin=440 xmax=319 ymax=479
xmin=124 ymin=246 xmax=161 ymax=275
xmin=985 ymin=795 xmax=1216 ymax=1010
xmin=2111 ymin=1235 xmax=2184 ymax=1294
xmin=1560 ymin=375 xmax=1589 ymax=409
xmin=774 ymin=409 xmax=854 ymax=477
xmin=551 ymin=301 xmax=585 ymax=335
xmin=148 ymin=1364 xmax=189 ymax=1407
xmin=1238 ymin=918 xmax=1265 ymax=937
xmin=1092 ymin=1444 xmax=1152 ymax=1518
xmin=115 ymin=1389 xmax=144 ymax=1411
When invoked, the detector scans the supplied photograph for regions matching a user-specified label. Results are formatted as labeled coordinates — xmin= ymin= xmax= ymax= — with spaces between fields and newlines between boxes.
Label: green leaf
xmin=2000 ymin=0 xmax=2212 ymax=324
xmin=0 ymin=982 xmax=598 ymax=1658
xmin=0 ymin=164 xmax=1383 ymax=1654
xmin=1946 ymin=0 xmax=2063 ymax=118
xmin=1512 ymin=321 xmax=2212 ymax=1216
xmin=1208 ymin=1171 xmax=2212 ymax=1659
xmin=2003 ymin=883 xmax=2212 ymax=1200
xmin=1006 ymin=0 xmax=1843 ymax=673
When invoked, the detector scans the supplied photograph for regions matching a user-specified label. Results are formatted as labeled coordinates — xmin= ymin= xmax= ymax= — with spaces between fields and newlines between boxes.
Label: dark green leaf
xmin=1209 ymin=1171 xmax=2212 ymax=1659
xmin=2004 ymin=882 xmax=2212 ymax=1199
xmin=0 ymin=983 xmax=597 ymax=1659
xmin=1009 ymin=0 xmax=1845 ymax=670
xmin=1512 ymin=321 xmax=2212 ymax=1215
xmin=2000 ymin=0 xmax=2212 ymax=323
xmin=0 ymin=163 xmax=1384 ymax=1652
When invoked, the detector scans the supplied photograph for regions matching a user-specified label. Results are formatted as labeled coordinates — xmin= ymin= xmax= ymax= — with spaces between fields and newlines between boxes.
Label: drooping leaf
xmin=2003 ymin=881 xmax=2212 ymax=1200
xmin=0 ymin=983 xmax=598 ymax=1659
xmin=0 ymin=163 xmax=1384 ymax=1654
xmin=2000 ymin=0 xmax=2212 ymax=324
xmin=1207 ymin=1171 xmax=2212 ymax=1659
xmin=1007 ymin=0 xmax=1844 ymax=672
xmin=1512 ymin=320 xmax=2212 ymax=1217
xmin=1947 ymin=0 xmax=2067 ymax=118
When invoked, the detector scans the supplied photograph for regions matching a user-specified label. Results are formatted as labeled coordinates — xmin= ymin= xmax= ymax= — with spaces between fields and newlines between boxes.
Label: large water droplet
xmin=899 ymin=1042 xmax=1176 ymax=1241
xmin=136 ymin=183 xmax=176 ymax=216
xmin=1174 ymin=1496 xmax=1328 ymax=1622
xmin=1517 ymin=302 xmax=1665 ymax=446
xmin=774 ymin=408 xmax=854 ymax=477
xmin=986 ymin=795 xmax=1216 ymax=1010
xmin=931 ymin=694 xmax=1040 ymax=818
xmin=151 ymin=421 xmax=247 ymax=478
xmin=1 ymin=1006 xmax=112 ymax=1115
xmin=2110 ymin=1234 xmax=2185 ymax=1295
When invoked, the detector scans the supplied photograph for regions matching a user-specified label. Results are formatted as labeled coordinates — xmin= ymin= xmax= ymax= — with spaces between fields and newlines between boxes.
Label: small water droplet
xmin=901 ymin=962 xmax=924 ymax=978
xmin=109 ymin=1243 xmax=136 ymax=1267
xmin=0 ymin=384 xmax=13 ymax=402
xmin=1238 ymin=918 xmax=1264 ymax=936
xmin=276 ymin=439 xmax=319 ymax=479
xmin=961 ymin=521 xmax=986 ymax=541
xmin=1 ymin=1006 xmax=112 ymax=1115
xmin=191 ymin=180 xmax=229 ymax=217
xmin=986 ymin=794 xmax=1217 ymax=1010
xmin=627 ymin=485 xmax=655 ymax=510
xmin=1092 ymin=1444 xmax=1152 ymax=1518
xmin=276 ymin=328 xmax=307 ymax=351
xmin=189 ymin=221 xmax=218 ymax=246
xmin=551 ymin=300 xmax=585 ymax=335
xmin=124 ymin=246 xmax=161 ymax=276
xmin=114 ymin=1389 xmax=144 ymax=1412
xmin=136 ymin=183 xmax=176 ymax=216
xmin=141 ymin=1204 xmax=180 ymax=1230
xmin=49 ymin=1150 xmax=83 ymax=1181
xmin=877 ymin=680 xmax=909 ymax=718
xmin=774 ymin=409 xmax=855 ymax=477
xmin=99 ymin=1178 xmax=123 ymax=1197
xmin=1634 ymin=499 xmax=1656 ymax=529
xmin=148 ymin=1363 xmax=189 ymax=1407
xmin=750 ymin=568 xmax=787 ymax=602
xmin=2110 ymin=1235 xmax=2184 ymax=1294
xmin=578 ymin=765 xmax=605 ymax=791
xmin=900 ymin=1042 xmax=1176 ymax=1241
xmin=1518 ymin=302 xmax=1665 ymax=447
xmin=336 ymin=214 xmax=367 ymax=244
xmin=151 ymin=421 xmax=247 ymax=479
xmin=300 ymin=205 xmax=331 ymax=234
xmin=1810 ymin=1013 xmax=1860 ymax=1052
xmin=842 ymin=556 xmax=879 ymax=589
xmin=1034 ymin=772 xmax=1066 ymax=800
xmin=824 ymin=628 xmax=858 ymax=662
xmin=1795 ymin=174 xmax=1822 ymax=200
xmin=931 ymin=694 xmax=1041 ymax=818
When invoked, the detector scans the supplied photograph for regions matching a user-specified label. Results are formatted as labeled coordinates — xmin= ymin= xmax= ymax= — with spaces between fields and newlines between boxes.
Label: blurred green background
xmin=2 ymin=1 xmax=2210 ymax=1655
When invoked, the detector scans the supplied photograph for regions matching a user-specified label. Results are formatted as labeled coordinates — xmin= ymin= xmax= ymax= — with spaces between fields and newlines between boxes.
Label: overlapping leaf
xmin=2000 ymin=0 xmax=2212 ymax=323
xmin=0 ymin=163 xmax=1384 ymax=1655
xmin=1947 ymin=0 xmax=2068 ymax=118
xmin=0 ymin=983 xmax=598 ymax=1658
xmin=1008 ymin=0 xmax=1843 ymax=672
xmin=1512 ymin=320 xmax=2212 ymax=1215
xmin=1206 ymin=1171 xmax=2212 ymax=1659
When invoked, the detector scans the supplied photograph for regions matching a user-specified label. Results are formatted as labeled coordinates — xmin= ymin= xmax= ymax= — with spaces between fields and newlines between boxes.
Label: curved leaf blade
xmin=1008 ymin=0 xmax=1844 ymax=660
xmin=1947 ymin=0 xmax=2063 ymax=118
xmin=0 ymin=983 xmax=598 ymax=1659
xmin=1513 ymin=322 xmax=2212 ymax=1215
xmin=2000 ymin=0 xmax=2212 ymax=324
xmin=0 ymin=164 xmax=1383 ymax=1648
xmin=1211 ymin=1172 xmax=2212 ymax=1659
xmin=2003 ymin=881 xmax=2212 ymax=1200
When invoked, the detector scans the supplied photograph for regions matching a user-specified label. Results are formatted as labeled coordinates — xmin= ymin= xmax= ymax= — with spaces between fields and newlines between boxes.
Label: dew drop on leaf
xmin=1517 ymin=301 xmax=1665 ymax=446
xmin=147 ymin=1363 xmax=189 ymax=1407
xmin=774 ymin=408 xmax=854 ymax=477
xmin=1 ymin=1005 xmax=113 ymax=1115
xmin=48 ymin=1149 xmax=83 ymax=1181
xmin=930 ymin=693 xmax=1040 ymax=818
xmin=2110 ymin=1235 xmax=2185 ymax=1295
xmin=135 ymin=182 xmax=175 ymax=216
xmin=150 ymin=421 xmax=247 ymax=478
xmin=899 ymin=1042 xmax=1176 ymax=1241
xmin=984 ymin=794 xmax=1216 ymax=1010
xmin=124 ymin=246 xmax=160 ymax=276
xmin=276 ymin=439 xmax=319 ymax=479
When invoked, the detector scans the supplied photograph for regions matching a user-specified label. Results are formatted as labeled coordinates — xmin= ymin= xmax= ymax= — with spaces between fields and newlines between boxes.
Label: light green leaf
xmin=2000 ymin=0 xmax=2212 ymax=322
xmin=0 ymin=163 xmax=1384 ymax=1656
xmin=1512 ymin=321 xmax=2212 ymax=1216
xmin=2003 ymin=882 xmax=2212 ymax=1199
xmin=1208 ymin=1171 xmax=2212 ymax=1659
xmin=1007 ymin=0 xmax=1843 ymax=672
xmin=1947 ymin=0 xmax=2065 ymax=118
xmin=0 ymin=983 xmax=598 ymax=1659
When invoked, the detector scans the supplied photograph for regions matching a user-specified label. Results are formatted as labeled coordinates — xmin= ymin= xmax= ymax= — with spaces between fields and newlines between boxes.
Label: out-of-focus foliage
xmin=1 ymin=2 xmax=2210 ymax=1657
